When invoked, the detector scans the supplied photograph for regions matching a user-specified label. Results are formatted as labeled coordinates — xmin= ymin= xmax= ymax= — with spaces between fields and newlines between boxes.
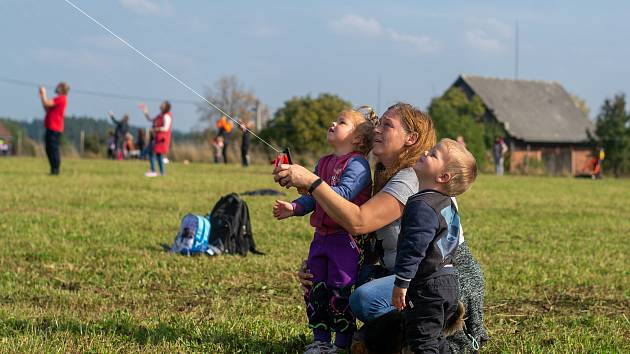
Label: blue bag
xmin=170 ymin=214 xmax=219 ymax=256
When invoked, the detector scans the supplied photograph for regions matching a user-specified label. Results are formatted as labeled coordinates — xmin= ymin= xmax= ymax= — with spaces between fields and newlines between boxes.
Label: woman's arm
xmin=39 ymin=86 xmax=54 ymax=110
xmin=274 ymin=163 xmax=404 ymax=234
xmin=312 ymin=185 xmax=404 ymax=235
xmin=108 ymin=111 xmax=119 ymax=124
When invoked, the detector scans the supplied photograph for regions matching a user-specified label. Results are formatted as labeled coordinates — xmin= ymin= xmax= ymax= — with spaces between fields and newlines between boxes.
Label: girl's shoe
xmin=144 ymin=171 xmax=158 ymax=177
xmin=303 ymin=341 xmax=333 ymax=354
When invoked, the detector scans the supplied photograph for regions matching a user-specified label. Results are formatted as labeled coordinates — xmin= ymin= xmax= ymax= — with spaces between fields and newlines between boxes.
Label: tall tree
xmin=428 ymin=87 xmax=488 ymax=165
xmin=261 ymin=94 xmax=351 ymax=155
xmin=197 ymin=75 xmax=265 ymax=128
xmin=594 ymin=94 xmax=630 ymax=176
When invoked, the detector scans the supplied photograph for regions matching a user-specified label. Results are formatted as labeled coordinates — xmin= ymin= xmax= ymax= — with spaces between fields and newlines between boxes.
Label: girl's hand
xmin=297 ymin=260 xmax=314 ymax=292
xmin=38 ymin=86 xmax=46 ymax=96
xmin=273 ymin=200 xmax=295 ymax=220
xmin=392 ymin=286 xmax=407 ymax=310
xmin=273 ymin=164 xmax=319 ymax=189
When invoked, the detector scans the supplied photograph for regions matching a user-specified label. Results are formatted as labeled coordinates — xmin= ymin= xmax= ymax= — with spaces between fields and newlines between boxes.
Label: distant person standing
xmin=211 ymin=136 xmax=224 ymax=164
xmin=106 ymin=131 xmax=115 ymax=159
xmin=141 ymin=101 xmax=172 ymax=177
xmin=493 ymin=137 xmax=508 ymax=176
xmin=239 ymin=119 xmax=252 ymax=167
xmin=136 ymin=128 xmax=146 ymax=159
xmin=39 ymin=82 xmax=69 ymax=175
xmin=107 ymin=111 xmax=130 ymax=160
xmin=216 ymin=116 xmax=233 ymax=164
xmin=596 ymin=147 xmax=605 ymax=179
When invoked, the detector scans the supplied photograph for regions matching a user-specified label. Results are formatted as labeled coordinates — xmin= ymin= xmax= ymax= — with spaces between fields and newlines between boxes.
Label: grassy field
xmin=0 ymin=157 xmax=628 ymax=353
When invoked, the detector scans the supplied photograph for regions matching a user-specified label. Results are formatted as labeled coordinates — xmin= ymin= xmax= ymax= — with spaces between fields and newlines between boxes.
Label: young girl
xmin=211 ymin=136 xmax=224 ymax=163
xmin=273 ymin=107 xmax=376 ymax=353
xmin=140 ymin=101 xmax=172 ymax=177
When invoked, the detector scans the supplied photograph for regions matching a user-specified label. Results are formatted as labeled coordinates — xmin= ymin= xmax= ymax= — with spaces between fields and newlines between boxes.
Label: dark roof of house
xmin=456 ymin=75 xmax=595 ymax=143
xmin=0 ymin=121 xmax=12 ymax=138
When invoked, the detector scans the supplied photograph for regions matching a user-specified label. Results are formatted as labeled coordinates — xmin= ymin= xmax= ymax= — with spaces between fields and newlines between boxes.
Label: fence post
xmin=80 ymin=130 xmax=85 ymax=157
xmin=17 ymin=131 xmax=22 ymax=156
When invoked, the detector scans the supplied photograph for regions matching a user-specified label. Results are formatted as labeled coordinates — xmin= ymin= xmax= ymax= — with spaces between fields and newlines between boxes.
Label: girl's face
xmin=327 ymin=113 xmax=356 ymax=148
xmin=372 ymin=109 xmax=408 ymax=160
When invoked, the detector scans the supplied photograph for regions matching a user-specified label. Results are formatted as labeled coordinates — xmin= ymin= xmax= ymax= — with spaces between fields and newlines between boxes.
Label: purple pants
xmin=305 ymin=231 xmax=360 ymax=347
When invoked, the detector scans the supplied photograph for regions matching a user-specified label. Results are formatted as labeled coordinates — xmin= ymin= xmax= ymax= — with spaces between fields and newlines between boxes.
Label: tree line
xmin=2 ymin=75 xmax=629 ymax=176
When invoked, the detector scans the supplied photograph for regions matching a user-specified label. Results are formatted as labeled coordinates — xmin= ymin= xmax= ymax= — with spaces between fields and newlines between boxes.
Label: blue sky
xmin=1 ymin=0 xmax=629 ymax=131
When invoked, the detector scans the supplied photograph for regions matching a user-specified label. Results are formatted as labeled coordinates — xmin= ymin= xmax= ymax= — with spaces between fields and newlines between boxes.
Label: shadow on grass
xmin=0 ymin=313 xmax=308 ymax=353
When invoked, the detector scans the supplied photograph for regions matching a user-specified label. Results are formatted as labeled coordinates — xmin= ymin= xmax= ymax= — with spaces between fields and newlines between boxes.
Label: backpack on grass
xmin=170 ymin=214 xmax=218 ymax=256
xmin=208 ymin=193 xmax=264 ymax=256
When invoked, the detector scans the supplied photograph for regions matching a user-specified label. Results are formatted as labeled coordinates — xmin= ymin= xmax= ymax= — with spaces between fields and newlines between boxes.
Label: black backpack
xmin=208 ymin=193 xmax=263 ymax=256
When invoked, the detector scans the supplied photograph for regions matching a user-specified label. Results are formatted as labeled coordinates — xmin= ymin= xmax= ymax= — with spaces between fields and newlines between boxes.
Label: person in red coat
xmin=141 ymin=100 xmax=172 ymax=177
xmin=39 ymin=82 xmax=69 ymax=175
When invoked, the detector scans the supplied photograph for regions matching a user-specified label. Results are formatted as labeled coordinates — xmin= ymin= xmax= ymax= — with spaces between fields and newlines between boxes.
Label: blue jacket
xmin=394 ymin=190 xmax=461 ymax=288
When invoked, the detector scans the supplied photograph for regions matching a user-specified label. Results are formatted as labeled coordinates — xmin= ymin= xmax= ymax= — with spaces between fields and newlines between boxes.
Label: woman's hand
xmin=273 ymin=200 xmax=295 ymax=220
xmin=273 ymin=164 xmax=319 ymax=189
xmin=297 ymin=260 xmax=314 ymax=292
xmin=392 ymin=286 xmax=407 ymax=310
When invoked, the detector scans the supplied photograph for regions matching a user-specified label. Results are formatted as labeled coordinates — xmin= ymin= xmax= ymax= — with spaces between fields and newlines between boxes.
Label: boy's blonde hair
xmin=340 ymin=106 xmax=377 ymax=156
xmin=440 ymin=138 xmax=477 ymax=196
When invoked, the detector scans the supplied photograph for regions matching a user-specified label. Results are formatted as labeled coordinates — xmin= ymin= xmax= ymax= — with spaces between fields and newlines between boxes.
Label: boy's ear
xmin=436 ymin=172 xmax=453 ymax=184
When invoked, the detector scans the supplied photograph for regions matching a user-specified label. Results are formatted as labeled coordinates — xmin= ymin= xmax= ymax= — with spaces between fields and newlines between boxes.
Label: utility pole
xmin=377 ymin=76 xmax=382 ymax=115
xmin=515 ymin=20 xmax=519 ymax=79
xmin=255 ymin=100 xmax=262 ymax=131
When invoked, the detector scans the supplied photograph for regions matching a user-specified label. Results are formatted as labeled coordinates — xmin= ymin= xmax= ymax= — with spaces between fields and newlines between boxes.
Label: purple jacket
xmin=293 ymin=152 xmax=372 ymax=235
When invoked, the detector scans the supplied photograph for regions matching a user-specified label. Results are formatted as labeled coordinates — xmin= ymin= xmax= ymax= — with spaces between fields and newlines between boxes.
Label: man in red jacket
xmin=39 ymin=82 xmax=69 ymax=175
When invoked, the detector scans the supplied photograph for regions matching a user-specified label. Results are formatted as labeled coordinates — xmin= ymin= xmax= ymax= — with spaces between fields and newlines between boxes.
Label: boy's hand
xmin=273 ymin=200 xmax=295 ymax=220
xmin=392 ymin=286 xmax=407 ymax=310
xmin=39 ymin=86 xmax=46 ymax=96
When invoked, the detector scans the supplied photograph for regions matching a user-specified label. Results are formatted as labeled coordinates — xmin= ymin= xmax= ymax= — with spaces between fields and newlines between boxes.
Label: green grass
xmin=0 ymin=157 xmax=628 ymax=353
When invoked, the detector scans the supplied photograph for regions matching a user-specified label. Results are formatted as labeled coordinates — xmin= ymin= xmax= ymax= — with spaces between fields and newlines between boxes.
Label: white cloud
xmin=464 ymin=18 xmax=512 ymax=53
xmin=330 ymin=14 xmax=384 ymax=37
xmin=33 ymin=48 xmax=106 ymax=68
xmin=119 ymin=0 xmax=171 ymax=16
xmin=465 ymin=29 xmax=505 ymax=52
xmin=78 ymin=35 xmax=123 ymax=49
xmin=330 ymin=14 xmax=439 ymax=53
xmin=386 ymin=29 xmax=439 ymax=52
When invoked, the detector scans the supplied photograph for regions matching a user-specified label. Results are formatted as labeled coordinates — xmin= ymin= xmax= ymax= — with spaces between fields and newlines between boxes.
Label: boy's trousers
xmin=404 ymin=273 xmax=460 ymax=354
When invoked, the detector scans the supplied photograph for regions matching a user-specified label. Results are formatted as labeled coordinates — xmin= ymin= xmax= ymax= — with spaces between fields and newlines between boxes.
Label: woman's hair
xmin=341 ymin=105 xmax=377 ymax=156
xmin=373 ymin=102 xmax=436 ymax=193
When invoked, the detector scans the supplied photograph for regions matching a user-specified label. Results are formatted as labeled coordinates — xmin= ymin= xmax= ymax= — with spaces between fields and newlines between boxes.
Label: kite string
xmin=62 ymin=0 xmax=281 ymax=153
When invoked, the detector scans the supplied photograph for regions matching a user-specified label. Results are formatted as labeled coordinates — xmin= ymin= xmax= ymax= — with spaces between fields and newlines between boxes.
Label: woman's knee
xmin=350 ymin=286 xmax=371 ymax=321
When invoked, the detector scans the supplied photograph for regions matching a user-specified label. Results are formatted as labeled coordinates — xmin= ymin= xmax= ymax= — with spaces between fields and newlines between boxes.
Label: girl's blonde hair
xmin=340 ymin=106 xmax=378 ymax=156
xmin=373 ymin=102 xmax=436 ymax=193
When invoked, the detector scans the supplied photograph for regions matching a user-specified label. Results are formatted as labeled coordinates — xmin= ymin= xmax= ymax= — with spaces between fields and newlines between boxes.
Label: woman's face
xmin=372 ymin=109 xmax=408 ymax=161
